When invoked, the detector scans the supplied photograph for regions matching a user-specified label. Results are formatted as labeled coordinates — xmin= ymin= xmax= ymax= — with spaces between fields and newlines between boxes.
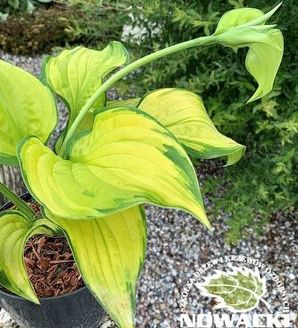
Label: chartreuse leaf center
xmin=18 ymin=107 xmax=209 ymax=227
xmin=43 ymin=41 xmax=129 ymax=152
xmin=0 ymin=60 xmax=57 ymax=165
xmin=137 ymin=88 xmax=246 ymax=166
xmin=46 ymin=206 xmax=147 ymax=328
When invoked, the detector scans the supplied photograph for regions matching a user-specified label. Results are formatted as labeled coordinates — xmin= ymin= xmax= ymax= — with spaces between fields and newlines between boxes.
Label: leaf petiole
xmin=0 ymin=182 xmax=35 ymax=219
xmin=59 ymin=35 xmax=215 ymax=156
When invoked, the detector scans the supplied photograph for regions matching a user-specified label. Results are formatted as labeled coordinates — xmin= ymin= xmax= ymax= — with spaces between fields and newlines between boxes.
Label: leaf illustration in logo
xmin=195 ymin=266 xmax=269 ymax=312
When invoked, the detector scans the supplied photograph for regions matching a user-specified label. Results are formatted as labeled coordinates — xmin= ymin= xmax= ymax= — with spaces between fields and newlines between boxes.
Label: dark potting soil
xmin=2 ymin=201 xmax=84 ymax=298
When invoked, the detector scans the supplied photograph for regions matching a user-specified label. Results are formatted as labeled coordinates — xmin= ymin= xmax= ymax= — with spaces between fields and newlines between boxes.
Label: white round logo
xmin=179 ymin=255 xmax=296 ymax=328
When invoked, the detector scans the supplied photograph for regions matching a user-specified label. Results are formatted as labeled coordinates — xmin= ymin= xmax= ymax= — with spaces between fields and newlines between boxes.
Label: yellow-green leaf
xmin=138 ymin=88 xmax=245 ymax=165
xmin=18 ymin=108 xmax=209 ymax=227
xmin=213 ymin=5 xmax=284 ymax=102
xmin=48 ymin=206 xmax=146 ymax=328
xmin=0 ymin=211 xmax=56 ymax=303
xmin=43 ymin=42 xmax=128 ymax=133
xmin=55 ymin=99 xmax=141 ymax=153
xmin=0 ymin=60 xmax=57 ymax=165
xmin=214 ymin=8 xmax=264 ymax=36
xmin=107 ymin=98 xmax=141 ymax=109
xmin=245 ymin=29 xmax=283 ymax=102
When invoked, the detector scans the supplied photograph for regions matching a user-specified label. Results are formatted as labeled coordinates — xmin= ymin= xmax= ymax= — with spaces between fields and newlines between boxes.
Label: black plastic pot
xmin=0 ymin=194 xmax=106 ymax=328
xmin=0 ymin=287 xmax=106 ymax=328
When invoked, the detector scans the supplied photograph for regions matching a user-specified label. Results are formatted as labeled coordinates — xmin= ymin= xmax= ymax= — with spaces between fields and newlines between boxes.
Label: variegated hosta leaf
xmin=107 ymin=98 xmax=141 ymax=109
xmin=245 ymin=29 xmax=283 ymax=102
xmin=66 ymin=99 xmax=141 ymax=152
xmin=213 ymin=5 xmax=284 ymax=102
xmin=0 ymin=60 xmax=57 ymax=165
xmin=18 ymin=108 xmax=209 ymax=227
xmin=55 ymin=97 xmax=141 ymax=153
xmin=138 ymin=88 xmax=245 ymax=166
xmin=43 ymin=42 xmax=128 ymax=134
xmin=48 ymin=206 xmax=146 ymax=328
xmin=0 ymin=211 xmax=57 ymax=303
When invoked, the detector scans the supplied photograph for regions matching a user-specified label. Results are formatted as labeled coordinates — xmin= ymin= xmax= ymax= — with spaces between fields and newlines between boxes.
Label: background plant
xmin=0 ymin=1 xmax=130 ymax=54
xmin=0 ymin=0 xmax=53 ymax=19
xmin=122 ymin=0 xmax=297 ymax=244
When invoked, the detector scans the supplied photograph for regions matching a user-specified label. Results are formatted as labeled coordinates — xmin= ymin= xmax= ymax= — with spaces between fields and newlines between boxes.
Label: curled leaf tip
xmin=224 ymin=145 xmax=246 ymax=167
xmin=193 ymin=207 xmax=211 ymax=230
xmin=267 ymin=2 xmax=283 ymax=16
xmin=214 ymin=5 xmax=284 ymax=103
xmin=241 ymin=2 xmax=283 ymax=28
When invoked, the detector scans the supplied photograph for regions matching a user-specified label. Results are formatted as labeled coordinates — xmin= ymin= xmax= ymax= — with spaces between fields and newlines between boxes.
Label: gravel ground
xmin=0 ymin=52 xmax=297 ymax=328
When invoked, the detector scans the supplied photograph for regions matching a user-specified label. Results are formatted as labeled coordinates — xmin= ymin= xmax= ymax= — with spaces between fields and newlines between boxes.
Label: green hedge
xmin=123 ymin=0 xmax=297 ymax=243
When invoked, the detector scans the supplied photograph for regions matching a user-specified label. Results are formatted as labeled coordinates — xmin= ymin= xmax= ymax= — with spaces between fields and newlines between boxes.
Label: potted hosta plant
xmin=0 ymin=4 xmax=283 ymax=328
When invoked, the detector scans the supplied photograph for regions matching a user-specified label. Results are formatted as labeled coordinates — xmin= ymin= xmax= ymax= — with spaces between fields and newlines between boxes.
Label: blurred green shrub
xmin=0 ymin=0 xmax=53 ymax=19
xmin=123 ymin=0 xmax=297 ymax=243
xmin=0 ymin=1 xmax=129 ymax=54
xmin=0 ymin=6 xmax=73 ymax=54
xmin=63 ymin=1 xmax=131 ymax=49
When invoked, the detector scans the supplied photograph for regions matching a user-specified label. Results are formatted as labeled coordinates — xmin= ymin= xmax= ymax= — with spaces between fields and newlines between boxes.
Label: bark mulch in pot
xmin=22 ymin=200 xmax=84 ymax=298
xmin=24 ymin=234 xmax=84 ymax=298
xmin=1 ymin=200 xmax=84 ymax=298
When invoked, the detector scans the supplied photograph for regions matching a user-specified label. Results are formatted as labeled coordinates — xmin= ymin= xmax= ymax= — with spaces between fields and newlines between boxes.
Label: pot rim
xmin=0 ymin=192 xmax=87 ymax=302
xmin=0 ymin=285 xmax=87 ymax=302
